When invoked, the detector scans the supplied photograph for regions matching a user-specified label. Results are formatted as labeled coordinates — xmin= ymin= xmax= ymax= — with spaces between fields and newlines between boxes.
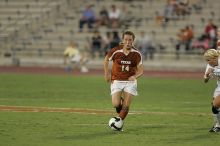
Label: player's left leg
xmin=209 ymin=106 xmax=220 ymax=132
xmin=119 ymin=92 xmax=133 ymax=120
xmin=119 ymin=80 xmax=138 ymax=120
xmin=213 ymin=95 xmax=220 ymax=108
xmin=210 ymin=95 xmax=220 ymax=132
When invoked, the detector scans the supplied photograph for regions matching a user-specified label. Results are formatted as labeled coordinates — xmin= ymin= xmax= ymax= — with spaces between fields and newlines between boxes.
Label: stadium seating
xmin=0 ymin=0 xmax=219 ymax=66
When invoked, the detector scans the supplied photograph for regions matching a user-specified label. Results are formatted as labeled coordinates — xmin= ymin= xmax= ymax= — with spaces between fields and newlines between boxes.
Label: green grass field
xmin=0 ymin=73 xmax=219 ymax=146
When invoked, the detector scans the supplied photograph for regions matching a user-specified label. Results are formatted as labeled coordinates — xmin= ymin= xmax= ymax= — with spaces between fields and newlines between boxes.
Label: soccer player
xmin=104 ymin=31 xmax=144 ymax=127
xmin=204 ymin=49 xmax=220 ymax=132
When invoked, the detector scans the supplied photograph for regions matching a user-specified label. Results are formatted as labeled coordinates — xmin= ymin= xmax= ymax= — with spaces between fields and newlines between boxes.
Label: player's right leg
xmin=209 ymin=105 xmax=220 ymax=132
xmin=111 ymin=91 xmax=123 ymax=113
xmin=65 ymin=60 xmax=72 ymax=72
xmin=110 ymin=81 xmax=125 ymax=114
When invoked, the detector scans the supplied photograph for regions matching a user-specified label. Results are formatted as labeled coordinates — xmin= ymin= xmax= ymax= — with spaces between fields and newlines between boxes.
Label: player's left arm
xmin=135 ymin=64 xmax=144 ymax=79
xmin=128 ymin=64 xmax=144 ymax=81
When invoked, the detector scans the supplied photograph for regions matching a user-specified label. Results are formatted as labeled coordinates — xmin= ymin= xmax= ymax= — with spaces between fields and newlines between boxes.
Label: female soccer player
xmin=204 ymin=49 xmax=220 ymax=132
xmin=104 ymin=31 xmax=144 ymax=129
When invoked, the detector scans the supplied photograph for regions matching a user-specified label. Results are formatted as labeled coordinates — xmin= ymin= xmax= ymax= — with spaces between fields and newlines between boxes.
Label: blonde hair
xmin=204 ymin=49 xmax=220 ymax=58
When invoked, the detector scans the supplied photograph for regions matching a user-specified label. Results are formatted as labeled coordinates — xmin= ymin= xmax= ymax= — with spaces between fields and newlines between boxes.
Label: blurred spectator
xmin=175 ymin=28 xmax=185 ymax=59
xmin=102 ymin=31 xmax=112 ymax=56
xmin=217 ymin=28 xmax=220 ymax=50
xmin=63 ymin=41 xmax=89 ymax=73
xmin=155 ymin=11 xmax=164 ymax=26
xmin=163 ymin=0 xmax=176 ymax=22
xmin=217 ymin=27 xmax=220 ymax=38
xmin=98 ymin=6 xmax=109 ymax=27
xmin=79 ymin=5 xmax=96 ymax=32
xmin=184 ymin=25 xmax=194 ymax=53
xmin=175 ymin=25 xmax=194 ymax=57
xmin=136 ymin=31 xmax=155 ymax=60
xmin=191 ymin=0 xmax=203 ymax=14
xmin=163 ymin=0 xmax=191 ymax=23
xmin=109 ymin=31 xmax=121 ymax=48
xmin=204 ymin=19 xmax=217 ymax=48
xmin=193 ymin=19 xmax=218 ymax=50
xmin=108 ymin=4 xmax=121 ymax=28
xmin=119 ymin=4 xmax=131 ymax=28
xmin=175 ymin=0 xmax=190 ymax=18
xmin=204 ymin=19 xmax=215 ymax=36
xmin=91 ymin=30 xmax=103 ymax=58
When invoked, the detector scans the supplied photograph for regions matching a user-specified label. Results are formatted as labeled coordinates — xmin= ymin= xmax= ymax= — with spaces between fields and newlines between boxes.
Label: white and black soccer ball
xmin=108 ymin=116 xmax=123 ymax=131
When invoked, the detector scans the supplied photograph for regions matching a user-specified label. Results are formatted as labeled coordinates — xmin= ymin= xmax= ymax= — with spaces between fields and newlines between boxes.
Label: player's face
xmin=205 ymin=57 xmax=218 ymax=67
xmin=122 ymin=35 xmax=134 ymax=50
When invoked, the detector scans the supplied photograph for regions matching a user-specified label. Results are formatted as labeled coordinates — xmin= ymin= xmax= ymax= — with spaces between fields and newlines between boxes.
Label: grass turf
xmin=0 ymin=73 xmax=219 ymax=146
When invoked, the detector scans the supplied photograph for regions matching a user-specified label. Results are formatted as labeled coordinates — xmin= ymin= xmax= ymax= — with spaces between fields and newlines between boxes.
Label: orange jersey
xmin=107 ymin=45 xmax=143 ymax=81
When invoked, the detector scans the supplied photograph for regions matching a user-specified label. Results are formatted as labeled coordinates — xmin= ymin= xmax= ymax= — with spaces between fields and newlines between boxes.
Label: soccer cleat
xmin=209 ymin=126 xmax=220 ymax=132
xmin=117 ymin=129 xmax=124 ymax=132
xmin=119 ymin=128 xmax=124 ymax=132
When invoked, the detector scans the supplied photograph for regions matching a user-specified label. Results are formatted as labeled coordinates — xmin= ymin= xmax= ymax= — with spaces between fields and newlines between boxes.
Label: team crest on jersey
xmin=121 ymin=60 xmax=131 ymax=64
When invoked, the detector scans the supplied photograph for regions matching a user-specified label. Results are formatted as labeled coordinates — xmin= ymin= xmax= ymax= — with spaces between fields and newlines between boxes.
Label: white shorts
xmin=71 ymin=54 xmax=81 ymax=63
xmin=110 ymin=80 xmax=138 ymax=96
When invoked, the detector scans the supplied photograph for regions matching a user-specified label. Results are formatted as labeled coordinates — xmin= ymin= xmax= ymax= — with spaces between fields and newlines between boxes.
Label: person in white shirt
xmin=109 ymin=4 xmax=121 ymax=20
xmin=108 ymin=4 xmax=121 ymax=28
xmin=204 ymin=49 xmax=220 ymax=132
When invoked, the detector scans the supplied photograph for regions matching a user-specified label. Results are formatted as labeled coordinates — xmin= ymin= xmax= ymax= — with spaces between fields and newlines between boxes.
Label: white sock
xmin=213 ymin=114 xmax=220 ymax=127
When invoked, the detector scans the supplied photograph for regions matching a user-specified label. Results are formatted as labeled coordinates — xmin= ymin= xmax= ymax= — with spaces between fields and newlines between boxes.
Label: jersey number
xmin=122 ymin=65 xmax=129 ymax=72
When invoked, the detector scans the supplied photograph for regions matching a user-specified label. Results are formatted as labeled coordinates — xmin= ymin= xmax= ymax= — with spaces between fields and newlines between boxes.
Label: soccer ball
xmin=108 ymin=116 xmax=123 ymax=131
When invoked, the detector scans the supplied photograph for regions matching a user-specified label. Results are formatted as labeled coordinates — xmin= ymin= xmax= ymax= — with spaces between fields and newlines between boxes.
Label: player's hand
xmin=128 ymin=76 xmax=136 ymax=81
xmin=104 ymin=73 xmax=111 ymax=82
xmin=204 ymin=73 xmax=211 ymax=83
xmin=204 ymin=77 xmax=210 ymax=83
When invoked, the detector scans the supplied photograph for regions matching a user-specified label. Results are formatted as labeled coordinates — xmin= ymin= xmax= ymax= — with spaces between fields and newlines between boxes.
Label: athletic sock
xmin=115 ymin=105 xmax=122 ymax=113
xmin=115 ymin=97 xmax=124 ymax=113
xmin=213 ymin=113 xmax=220 ymax=127
xmin=119 ymin=106 xmax=129 ymax=120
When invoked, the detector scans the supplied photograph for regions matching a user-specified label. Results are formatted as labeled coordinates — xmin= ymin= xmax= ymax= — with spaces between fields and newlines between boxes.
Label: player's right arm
xmin=204 ymin=64 xmax=214 ymax=83
xmin=104 ymin=55 xmax=111 ymax=82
